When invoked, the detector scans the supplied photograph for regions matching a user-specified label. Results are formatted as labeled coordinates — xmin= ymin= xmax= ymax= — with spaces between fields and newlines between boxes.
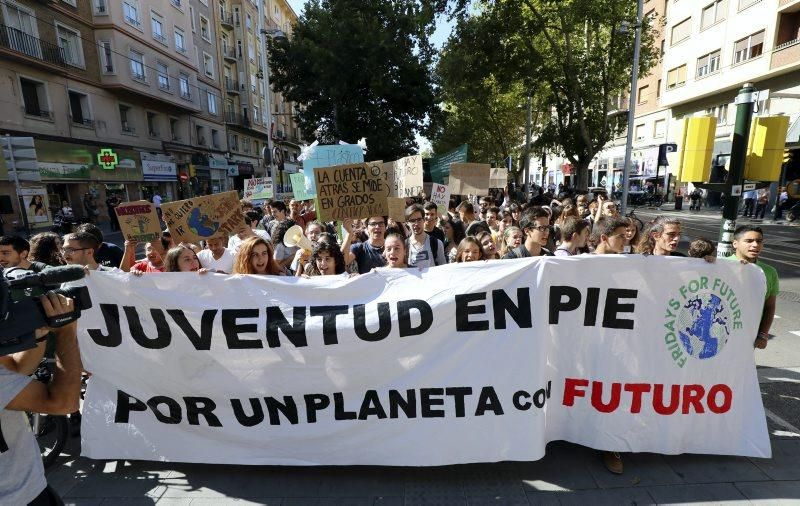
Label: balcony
xmin=771 ymin=38 xmax=800 ymax=69
xmin=23 ymin=106 xmax=53 ymax=119
xmin=225 ymin=111 xmax=252 ymax=128
xmin=72 ymin=117 xmax=94 ymax=128
xmin=225 ymin=78 xmax=240 ymax=94
xmin=220 ymin=14 xmax=235 ymax=29
xmin=223 ymin=47 xmax=237 ymax=62
xmin=0 ymin=24 xmax=67 ymax=70
xmin=121 ymin=123 xmax=135 ymax=134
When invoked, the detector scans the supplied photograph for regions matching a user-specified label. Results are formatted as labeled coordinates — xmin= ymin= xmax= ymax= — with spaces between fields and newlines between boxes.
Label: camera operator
xmin=1 ymin=291 xmax=82 ymax=505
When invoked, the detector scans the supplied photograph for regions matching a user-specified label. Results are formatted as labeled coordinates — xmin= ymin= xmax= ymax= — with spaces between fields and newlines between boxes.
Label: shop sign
xmin=97 ymin=148 xmax=119 ymax=170
xmin=227 ymin=165 xmax=239 ymax=176
xmin=209 ymin=157 xmax=228 ymax=169
xmin=142 ymin=159 xmax=178 ymax=181
xmin=38 ymin=162 xmax=91 ymax=179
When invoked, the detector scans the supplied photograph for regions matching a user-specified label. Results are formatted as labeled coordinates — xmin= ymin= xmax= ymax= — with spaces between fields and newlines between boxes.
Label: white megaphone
xmin=283 ymin=224 xmax=313 ymax=252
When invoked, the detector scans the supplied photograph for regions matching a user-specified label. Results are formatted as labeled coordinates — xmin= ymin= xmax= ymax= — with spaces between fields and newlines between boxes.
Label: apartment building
xmin=660 ymin=0 xmax=800 ymax=180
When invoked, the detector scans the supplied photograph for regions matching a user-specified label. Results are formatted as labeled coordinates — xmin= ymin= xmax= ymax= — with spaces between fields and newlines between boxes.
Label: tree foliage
xmin=436 ymin=0 xmax=660 ymax=189
xmin=268 ymin=0 xmax=445 ymax=161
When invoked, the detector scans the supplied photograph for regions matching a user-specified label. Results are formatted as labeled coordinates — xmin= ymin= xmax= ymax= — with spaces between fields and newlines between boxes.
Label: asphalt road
xmin=636 ymin=207 xmax=800 ymax=441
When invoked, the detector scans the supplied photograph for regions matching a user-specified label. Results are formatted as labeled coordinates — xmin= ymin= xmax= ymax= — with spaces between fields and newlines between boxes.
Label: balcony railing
xmin=153 ymin=33 xmax=166 ymax=44
xmin=125 ymin=16 xmax=141 ymax=28
xmin=180 ymin=90 xmax=192 ymax=100
xmin=0 ymin=24 xmax=66 ymax=68
xmin=223 ymin=47 xmax=237 ymax=61
xmin=770 ymin=37 xmax=800 ymax=69
xmin=225 ymin=111 xmax=251 ymax=128
xmin=121 ymin=124 xmax=135 ymax=133
xmin=72 ymin=117 xmax=94 ymax=127
xmin=220 ymin=14 xmax=235 ymax=28
xmin=158 ymin=79 xmax=170 ymax=91
xmin=225 ymin=79 xmax=240 ymax=93
xmin=23 ymin=106 xmax=53 ymax=119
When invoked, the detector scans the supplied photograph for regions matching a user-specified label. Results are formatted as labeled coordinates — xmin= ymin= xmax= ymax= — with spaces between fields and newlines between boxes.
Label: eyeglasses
xmin=367 ymin=221 xmax=386 ymax=227
xmin=530 ymin=225 xmax=550 ymax=232
xmin=407 ymin=217 xmax=424 ymax=224
xmin=61 ymin=247 xmax=89 ymax=255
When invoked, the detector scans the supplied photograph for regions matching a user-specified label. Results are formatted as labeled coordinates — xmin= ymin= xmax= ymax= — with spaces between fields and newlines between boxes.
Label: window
xmin=200 ymin=16 xmax=211 ymax=41
xmin=248 ymin=42 xmax=255 ymax=62
xmin=211 ymin=129 xmax=220 ymax=149
xmin=129 ymin=49 xmax=145 ymax=80
xmin=203 ymin=52 xmax=214 ymax=78
xmin=229 ymin=133 xmax=239 ymax=151
xmin=671 ymin=17 xmax=691 ymax=45
xmin=170 ymin=118 xmax=180 ymax=141
xmin=20 ymin=78 xmax=50 ymax=118
xmin=253 ymin=105 xmax=260 ymax=124
xmin=250 ymin=74 xmax=257 ymax=93
xmin=4 ymin=1 xmax=38 ymax=58
xmin=119 ymin=104 xmax=134 ymax=133
xmin=151 ymin=13 xmax=166 ymax=43
xmin=637 ymin=85 xmax=649 ymax=104
xmin=56 ymin=23 xmax=84 ymax=67
xmin=61 ymin=0 xmax=77 ymax=6
xmin=242 ymin=137 xmax=251 ymax=154
xmin=696 ymin=50 xmax=721 ymax=77
xmin=701 ymin=0 xmax=726 ymax=29
xmin=99 ymin=41 xmax=114 ymax=73
xmin=196 ymin=125 xmax=206 ymax=145
xmin=147 ymin=112 xmax=159 ymax=137
xmin=189 ymin=6 xmax=195 ymax=32
xmin=174 ymin=27 xmax=186 ymax=54
xmin=170 ymin=0 xmax=182 ymax=9
xmin=634 ymin=124 xmax=645 ymax=141
xmin=738 ymin=0 xmax=762 ymax=11
xmin=179 ymin=73 xmax=190 ymax=99
xmin=68 ymin=90 xmax=91 ymax=125
xmin=666 ymin=64 xmax=687 ymax=90
xmin=656 ymin=79 xmax=662 ymax=99
xmin=94 ymin=0 xmax=107 ymax=15
xmin=706 ymin=103 xmax=729 ymax=125
xmin=246 ymin=13 xmax=252 ymax=31
xmin=207 ymin=92 xmax=217 ymax=115
xmin=123 ymin=1 xmax=141 ymax=28
xmin=157 ymin=62 xmax=169 ymax=90
xmin=236 ymin=40 xmax=243 ymax=58
xmin=734 ymin=31 xmax=764 ymax=64
xmin=653 ymin=119 xmax=666 ymax=138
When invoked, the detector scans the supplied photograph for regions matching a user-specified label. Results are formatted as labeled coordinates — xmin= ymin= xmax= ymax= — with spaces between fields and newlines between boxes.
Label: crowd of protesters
xmin=0 ymin=183 xmax=781 ymax=484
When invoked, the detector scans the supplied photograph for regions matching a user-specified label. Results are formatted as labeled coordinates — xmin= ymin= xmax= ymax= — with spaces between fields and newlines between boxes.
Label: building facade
xmin=1 ymin=0 xmax=303 ymax=233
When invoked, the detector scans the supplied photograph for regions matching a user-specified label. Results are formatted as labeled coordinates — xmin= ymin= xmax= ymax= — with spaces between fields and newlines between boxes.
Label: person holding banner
xmin=165 ymin=245 xmax=210 ymax=274
xmin=305 ymin=240 xmax=347 ymax=277
xmin=232 ymin=236 xmax=286 ymax=276
xmin=589 ymin=218 xmax=629 ymax=255
xmin=501 ymin=208 xmax=554 ymax=259
xmin=454 ymin=237 xmax=486 ymax=263
xmin=121 ymin=237 xmax=168 ymax=273
xmin=342 ymin=217 xmax=388 ymax=274
xmin=405 ymin=205 xmax=447 ymax=269
xmin=382 ymin=234 xmax=408 ymax=269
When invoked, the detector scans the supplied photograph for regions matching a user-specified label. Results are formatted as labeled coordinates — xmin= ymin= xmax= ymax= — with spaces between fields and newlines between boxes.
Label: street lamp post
xmin=257 ymin=1 xmax=286 ymax=190
xmin=620 ymin=0 xmax=644 ymax=216
xmin=524 ymin=96 xmax=532 ymax=195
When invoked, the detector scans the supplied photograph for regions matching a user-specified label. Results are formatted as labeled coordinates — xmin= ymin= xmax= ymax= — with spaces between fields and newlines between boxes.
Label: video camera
xmin=0 ymin=265 xmax=92 ymax=355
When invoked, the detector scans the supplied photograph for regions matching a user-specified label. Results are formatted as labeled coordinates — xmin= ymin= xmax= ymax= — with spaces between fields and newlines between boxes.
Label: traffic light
xmin=744 ymin=115 xmax=789 ymax=182
xmin=676 ymin=117 xmax=716 ymax=183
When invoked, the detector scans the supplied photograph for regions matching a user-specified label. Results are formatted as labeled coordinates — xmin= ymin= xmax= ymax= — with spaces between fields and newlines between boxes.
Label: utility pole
xmin=524 ymin=95 xmax=532 ymax=196
xmin=620 ymin=0 xmax=644 ymax=215
xmin=716 ymin=83 xmax=756 ymax=257
xmin=257 ymin=2 xmax=274 ymax=184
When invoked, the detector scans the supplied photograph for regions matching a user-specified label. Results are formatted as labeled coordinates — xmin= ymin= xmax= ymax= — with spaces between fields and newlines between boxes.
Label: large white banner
xmin=78 ymin=257 xmax=771 ymax=465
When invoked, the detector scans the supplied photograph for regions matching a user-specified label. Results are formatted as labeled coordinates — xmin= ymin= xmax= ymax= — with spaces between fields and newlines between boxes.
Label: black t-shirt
xmin=427 ymin=226 xmax=445 ymax=245
xmin=95 ymin=242 xmax=124 ymax=268
xmin=502 ymin=244 xmax=554 ymax=259
xmin=350 ymin=241 xmax=385 ymax=273
xmin=669 ymin=251 xmax=687 ymax=257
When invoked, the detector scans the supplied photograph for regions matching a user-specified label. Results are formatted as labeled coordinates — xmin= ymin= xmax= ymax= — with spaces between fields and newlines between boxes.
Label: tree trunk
xmin=575 ymin=161 xmax=590 ymax=191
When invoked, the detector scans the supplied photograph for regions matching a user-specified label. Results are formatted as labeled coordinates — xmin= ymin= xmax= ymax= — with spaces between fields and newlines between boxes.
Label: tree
xmin=439 ymin=0 xmax=659 ymax=190
xmin=268 ymin=0 xmax=443 ymax=162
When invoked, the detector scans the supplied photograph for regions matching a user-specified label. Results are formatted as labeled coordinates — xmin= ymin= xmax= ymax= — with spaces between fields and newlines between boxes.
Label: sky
xmin=284 ymin=0 xmax=455 ymax=153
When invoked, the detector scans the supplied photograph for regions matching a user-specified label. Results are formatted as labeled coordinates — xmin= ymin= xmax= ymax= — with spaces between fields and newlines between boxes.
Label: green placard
xmin=290 ymin=172 xmax=313 ymax=201
xmin=428 ymin=144 xmax=468 ymax=184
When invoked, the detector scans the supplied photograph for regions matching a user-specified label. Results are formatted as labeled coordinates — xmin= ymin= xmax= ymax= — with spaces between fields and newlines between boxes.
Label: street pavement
xmin=47 ymin=215 xmax=800 ymax=505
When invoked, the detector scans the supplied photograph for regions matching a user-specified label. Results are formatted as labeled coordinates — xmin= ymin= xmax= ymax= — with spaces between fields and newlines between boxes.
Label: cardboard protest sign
xmin=490 ymin=168 xmax=508 ymax=188
xmin=115 ymin=201 xmax=161 ymax=243
xmin=314 ymin=162 xmax=389 ymax=221
xmin=301 ymin=144 xmax=365 ymax=197
xmin=383 ymin=155 xmax=423 ymax=198
xmin=449 ymin=163 xmax=491 ymax=196
xmin=430 ymin=183 xmax=451 ymax=216
xmin=387 ymin=197 xmax=407 ymax=223
xmin=243 ymin=177 xmax=274 ymax=201
xmin=289 ymin=173 xmax=313 ymax=201
xmin=161 ymin=191 xmax=247 ymax=244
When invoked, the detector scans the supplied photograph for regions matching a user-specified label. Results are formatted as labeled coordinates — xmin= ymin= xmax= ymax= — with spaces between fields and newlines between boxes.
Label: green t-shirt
xmin=727 ymin=255 xmax=779 ymax=299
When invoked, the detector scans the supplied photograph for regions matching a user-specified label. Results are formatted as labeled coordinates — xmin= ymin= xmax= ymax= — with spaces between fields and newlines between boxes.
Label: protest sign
xmin=449 ymin=163 xmax=491 ymax=196
xmin=301 ymin=144 xmax=365 ymax=197
xmin=429 ymin=144 xmax=468 ymax=183
xmin=243 ymin=178 xmax=274 ymax=201
xmin=115 ymin=201 xmax=161 ymax=243
xmin=80 ymin=257 xmax=770 ymax=466
xmin=161 ymin=191 xmax=247 ymax=244
xmin=383 ymin=155 xmax=423 ymax=198
xmin=290 ymin=173 xmax=313 ymax=201
xmin=430 ymin=183 xmax=451 ymax=216
xmin=387 ymin=197 xmax=407 ymax=222
xmin=490 ymin=168 xmax=508 ymax=188
xmin=314 ymin=162 xmax=389 ymax=221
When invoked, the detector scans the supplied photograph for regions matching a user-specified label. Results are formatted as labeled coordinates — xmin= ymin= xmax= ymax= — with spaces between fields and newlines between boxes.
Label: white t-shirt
xmin=198 ymin=248 xmax=236 ymax=273
xmin=228 ymin=229 xmax=271 ymax=254
xmin=152 ymin=195 xmax=162 ymax=207
xmin=407 ymin=234 xmax=446 ymax=269
xmin=0 ymin=367 xmax=48 ymax=504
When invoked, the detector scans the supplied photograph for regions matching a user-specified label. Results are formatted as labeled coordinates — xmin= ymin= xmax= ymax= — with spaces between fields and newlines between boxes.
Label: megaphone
xmin=283 ymin=224 xmax=313 ymax=252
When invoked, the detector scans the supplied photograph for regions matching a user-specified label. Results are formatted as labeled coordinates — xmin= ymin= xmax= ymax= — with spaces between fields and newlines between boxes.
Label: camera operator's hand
xmin=33 ymin=292 xmax=75 ymax=338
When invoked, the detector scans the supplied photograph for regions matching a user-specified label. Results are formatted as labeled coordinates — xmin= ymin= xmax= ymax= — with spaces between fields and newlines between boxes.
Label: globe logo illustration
xmin=676 ymin=290 xmax=731 ymax=360
xmin=188 ymin=207 xmax=221 ymax=237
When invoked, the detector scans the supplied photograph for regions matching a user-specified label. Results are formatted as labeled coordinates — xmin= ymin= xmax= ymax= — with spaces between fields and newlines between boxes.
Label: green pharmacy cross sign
xmin=97 ymin=148 xmax=119 ymax=170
